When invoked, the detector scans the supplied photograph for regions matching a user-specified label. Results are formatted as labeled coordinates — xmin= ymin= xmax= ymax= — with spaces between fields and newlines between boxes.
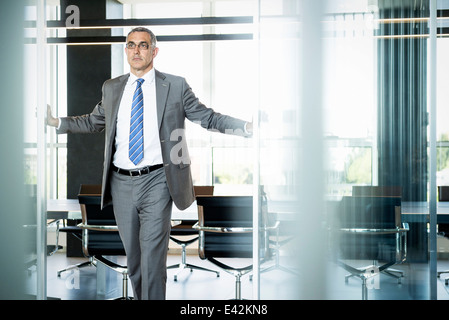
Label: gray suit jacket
xmin=58 ymin=69 xmax=248 ymax=210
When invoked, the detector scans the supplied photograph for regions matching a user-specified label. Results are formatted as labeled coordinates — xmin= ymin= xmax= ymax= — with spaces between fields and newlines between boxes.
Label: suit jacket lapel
xmin=109 ymin=73 xmax=129 ymax=128
xmin=155 ymin=69 xmax=169 ymax=130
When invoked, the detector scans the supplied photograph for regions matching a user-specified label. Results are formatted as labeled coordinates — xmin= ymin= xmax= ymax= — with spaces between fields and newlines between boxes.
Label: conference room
xmin=2 ymin=0 xmax=449 ymax=302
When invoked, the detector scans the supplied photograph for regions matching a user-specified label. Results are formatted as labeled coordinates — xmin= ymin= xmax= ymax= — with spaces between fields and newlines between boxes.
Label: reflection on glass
xmin=323 ymin=0 xmax=432 ymax=300
xmin=257 ymin=0 xmax=303 ymax=299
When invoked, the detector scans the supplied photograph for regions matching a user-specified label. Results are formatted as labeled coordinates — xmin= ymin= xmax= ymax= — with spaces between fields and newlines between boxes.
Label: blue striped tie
xmin=129 ymin=78 xmax=145 ymax=165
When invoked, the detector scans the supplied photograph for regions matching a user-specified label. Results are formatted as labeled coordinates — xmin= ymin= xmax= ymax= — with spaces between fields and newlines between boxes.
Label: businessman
xmin=47 ymin=27 xmax=252 ymax=300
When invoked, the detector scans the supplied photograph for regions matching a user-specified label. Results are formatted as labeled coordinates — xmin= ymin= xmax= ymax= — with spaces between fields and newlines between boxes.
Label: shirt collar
xmin=129 ymin=67 xmax=155 ymax=85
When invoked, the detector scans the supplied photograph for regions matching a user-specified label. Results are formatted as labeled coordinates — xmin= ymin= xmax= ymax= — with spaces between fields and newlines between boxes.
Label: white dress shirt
xmin=113 ymin=68 xmax=163 ymax=170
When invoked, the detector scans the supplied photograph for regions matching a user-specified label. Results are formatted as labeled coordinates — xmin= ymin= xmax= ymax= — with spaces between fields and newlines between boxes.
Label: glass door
xmin=0 ymin=0 xmax=35 ymax=299
xmin=23 ymin=0 xmax=48 ymax=299
xmin=322 ymin=0 xmax=433 ymax=300
xmin=255 ymin=0 xmax=438 ymax=300
xmin=256 ymin=0 xmax=303 ymax=299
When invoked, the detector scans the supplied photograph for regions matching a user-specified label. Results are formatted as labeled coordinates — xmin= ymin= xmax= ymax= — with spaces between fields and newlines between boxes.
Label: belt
xmin=112 ymin=164 xmax=164 ymax=176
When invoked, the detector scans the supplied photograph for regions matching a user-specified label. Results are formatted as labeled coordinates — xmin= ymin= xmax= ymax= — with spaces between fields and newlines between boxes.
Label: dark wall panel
xmin=61 ymin=0 xmax=111 ymax=198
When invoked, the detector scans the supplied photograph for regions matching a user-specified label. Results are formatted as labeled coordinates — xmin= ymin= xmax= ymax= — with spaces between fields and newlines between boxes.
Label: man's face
xmin=125 ymin=31 xmax=158 ymax=75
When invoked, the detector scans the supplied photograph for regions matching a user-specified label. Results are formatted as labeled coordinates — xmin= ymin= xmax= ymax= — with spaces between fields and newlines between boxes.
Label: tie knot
xmin=136 ymin=78 xmax=145 ymax=87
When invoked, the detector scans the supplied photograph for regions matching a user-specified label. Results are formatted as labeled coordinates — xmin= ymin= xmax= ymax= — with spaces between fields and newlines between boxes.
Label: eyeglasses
xmin=126 ymin=42 xmax=150 ymax=50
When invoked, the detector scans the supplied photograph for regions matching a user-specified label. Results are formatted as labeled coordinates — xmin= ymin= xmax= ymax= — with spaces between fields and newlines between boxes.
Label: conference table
xmin=47 ymin=198 xmax=198 ymax=220
xmin=401 ymin=201 xmax=449 ymax=223
xmin=47 ymin=198 xmax=449 ymax=239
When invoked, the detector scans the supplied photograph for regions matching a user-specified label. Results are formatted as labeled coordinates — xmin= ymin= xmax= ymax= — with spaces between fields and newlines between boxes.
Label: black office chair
xmin=352 ymin=185 xmax=405 ymax=280
xmin=335 ymin=195 xmax=409 ymax=300
xmin=257 ymin=187 xmax=297 ymax=277
xmin=352 ymin=185 xmax=402 ymax=198
xmin=56 ymin=225 xmax=94 ymax=277
xmin=194 ymin=196 xmax=254 ymax=300
xmin=47 ymin=219 xmax=63 ymax=256
xmin=167 ymin=186 xmax=219 ymax=281
xmin=76 ymin=184 xmax=131 ymax=300
xmin=437 ymin=186 xmax=449 ymax=285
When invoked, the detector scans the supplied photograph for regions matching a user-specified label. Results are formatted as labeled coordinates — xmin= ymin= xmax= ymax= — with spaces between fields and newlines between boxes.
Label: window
xmin=322 ymin=9 xmax=376 ymax=196
xmin=123 ymin=1 xmax=256 ymax=195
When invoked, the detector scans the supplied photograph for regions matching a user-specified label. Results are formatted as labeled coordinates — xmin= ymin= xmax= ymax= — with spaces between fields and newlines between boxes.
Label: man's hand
xmin=46 ymin=105 xmax=59 ymax=128
xmin=245 ymin=122 xmax=253 ymax=134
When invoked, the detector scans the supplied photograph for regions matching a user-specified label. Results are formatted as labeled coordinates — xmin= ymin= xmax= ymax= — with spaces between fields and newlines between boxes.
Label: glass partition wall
xmin=257 ymin=0 xmax=441 ymax=300
xmin=21 ymin=0 xmax=445 ymax=300
xmin=22 ymin=0 xmax=48 ymax=299
xmin=321 ymin=0 xmax=434 ymax=300
xmin=319 ymin=0 xmax=438 ymax=299
xmin=0 ymin=0 xmax=35 ymax=299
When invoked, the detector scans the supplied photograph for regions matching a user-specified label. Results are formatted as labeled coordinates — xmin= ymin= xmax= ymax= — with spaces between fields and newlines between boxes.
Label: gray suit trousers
xmin=110 ymin=166 xmax=173 ymax=300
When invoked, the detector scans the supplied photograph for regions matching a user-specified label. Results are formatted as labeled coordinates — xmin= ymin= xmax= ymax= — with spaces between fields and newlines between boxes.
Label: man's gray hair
xmin=127 ymin=27 xmax=157 ymax=49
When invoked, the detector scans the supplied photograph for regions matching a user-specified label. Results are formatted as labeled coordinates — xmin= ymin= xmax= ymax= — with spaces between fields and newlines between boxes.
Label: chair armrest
xmin=264 ymin=220 xmax=280 ymax=231
xmin=339 ymin=222 xmax=409 ymax=235
xmin=192 ymin=222 xmax=252 ymax=233
xmin=77 ymin=222 xmax=119 ymax=232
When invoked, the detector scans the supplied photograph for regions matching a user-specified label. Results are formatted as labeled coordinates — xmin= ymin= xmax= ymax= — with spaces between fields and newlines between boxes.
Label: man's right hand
xmin=46 ymin=105 xmax=59 ymax=128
